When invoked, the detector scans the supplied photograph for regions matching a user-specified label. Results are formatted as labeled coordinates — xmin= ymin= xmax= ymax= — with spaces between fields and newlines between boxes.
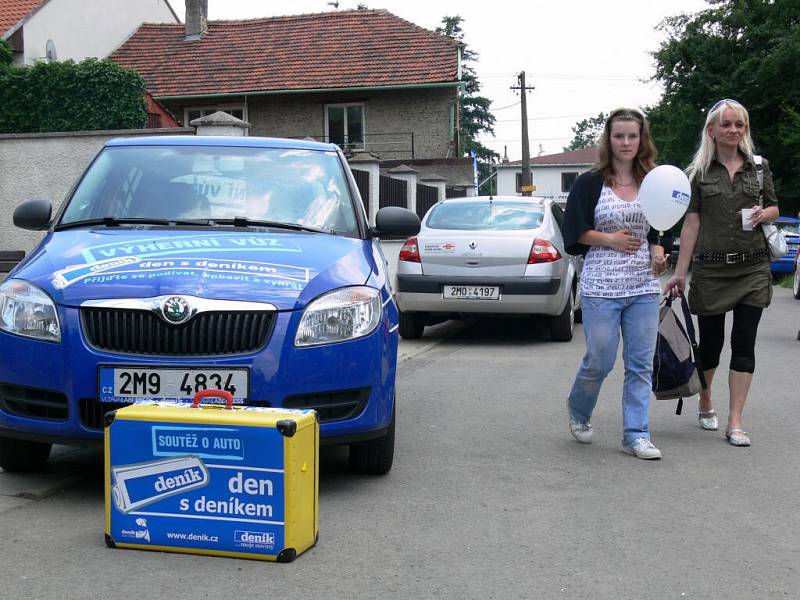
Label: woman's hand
xmin=607 ymin=229 xmax=641 ymax=253
xmin=664 ymin=273 xmax=686 ymax=298
xmin=651 ymin=254 xmax=669 ymax=276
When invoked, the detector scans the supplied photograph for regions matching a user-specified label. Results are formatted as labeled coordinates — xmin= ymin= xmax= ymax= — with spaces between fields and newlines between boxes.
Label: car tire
xmin=549 ymin=292 xmax=574 ymax=342
xmin=349 ymin=404 xmax=395 ymax=475
xmin=0 ymin=437 xmax=52 ymax=473
xmin=794 ymin=264 xmax=800 ymax=299
xmin=398 ymin=311 xmax=425 ymax=339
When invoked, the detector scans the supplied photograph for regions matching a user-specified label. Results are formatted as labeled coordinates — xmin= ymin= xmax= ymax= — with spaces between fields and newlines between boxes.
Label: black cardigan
xmin=562 ymin=170 xmax=671 ymax=256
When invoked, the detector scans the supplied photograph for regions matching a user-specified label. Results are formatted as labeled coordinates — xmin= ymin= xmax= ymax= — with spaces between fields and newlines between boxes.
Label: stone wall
xmin=160 ymin=86 xmax=458 ymax=161
xmin=0 ymin=128 xmax=192 ymax=255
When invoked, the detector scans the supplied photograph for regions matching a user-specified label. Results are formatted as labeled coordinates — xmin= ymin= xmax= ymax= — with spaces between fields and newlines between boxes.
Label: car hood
xmin=14 ymin=229 xmax=375 ymax=310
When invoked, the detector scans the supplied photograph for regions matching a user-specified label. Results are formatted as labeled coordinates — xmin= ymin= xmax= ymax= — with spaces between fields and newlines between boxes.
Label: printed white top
xmin=581 ymin=185 xmax=661 ymax=298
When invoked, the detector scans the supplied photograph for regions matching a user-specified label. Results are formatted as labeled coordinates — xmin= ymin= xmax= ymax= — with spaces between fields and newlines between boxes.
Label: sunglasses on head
xmin=710 ymin=98 xmax=739 ymax=113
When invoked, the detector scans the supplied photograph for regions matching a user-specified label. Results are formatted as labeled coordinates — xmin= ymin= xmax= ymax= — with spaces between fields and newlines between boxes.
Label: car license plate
xmin=442 ymin=285 xmax=500 ymax=300
xmin=99 ymin=367 xmax=249 ymax=404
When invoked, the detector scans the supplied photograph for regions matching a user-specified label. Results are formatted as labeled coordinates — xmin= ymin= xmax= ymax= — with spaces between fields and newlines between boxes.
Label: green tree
xmin=0 ymin=39 xmax=12 ymax=66
xmin=648 ymin=0 xmax=800 ymax=215
xmin=564 ymin=112 xmax=607 ymax=151
xmin=437 ymin=15 xmax=499 ymax=191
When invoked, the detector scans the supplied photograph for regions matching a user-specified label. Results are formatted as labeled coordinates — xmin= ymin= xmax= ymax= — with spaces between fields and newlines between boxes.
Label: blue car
xmin=0 ymin=136 xmax=419 ymax=474
xmin=770 ymin=216 xmax=800 ymax=274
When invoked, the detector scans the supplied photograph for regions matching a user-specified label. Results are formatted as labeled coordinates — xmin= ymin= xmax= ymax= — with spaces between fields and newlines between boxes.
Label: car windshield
xmin=60 ymin=145 xmax=358 ymax=235
xmin=426 ymin=201 xmax=544 ymax=230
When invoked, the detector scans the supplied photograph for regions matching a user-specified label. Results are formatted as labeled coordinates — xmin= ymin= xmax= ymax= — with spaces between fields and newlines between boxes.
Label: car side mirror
xmin=373 ymin=206 xmax=420 ymax=237
xmin=13 ymin=199 xmax=52 ymax=231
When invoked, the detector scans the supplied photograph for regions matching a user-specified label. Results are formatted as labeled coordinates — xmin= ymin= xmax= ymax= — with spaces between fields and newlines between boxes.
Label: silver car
xmin=394 ymin=196 xmax=581 ymax=341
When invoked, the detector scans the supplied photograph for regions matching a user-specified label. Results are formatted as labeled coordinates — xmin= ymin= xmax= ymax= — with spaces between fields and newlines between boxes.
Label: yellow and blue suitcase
xmin=104 ymin=390 xmax=318 ymax=562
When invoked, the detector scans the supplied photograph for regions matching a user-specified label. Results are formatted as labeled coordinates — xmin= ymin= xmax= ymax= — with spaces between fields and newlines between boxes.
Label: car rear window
xmin=426 ymin=201 xmax=544 ymax=230
xmin=60 ymin=145 xmax=358 ymax=235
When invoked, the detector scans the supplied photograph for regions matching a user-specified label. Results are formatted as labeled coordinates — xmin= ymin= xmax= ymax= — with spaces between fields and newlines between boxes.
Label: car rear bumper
xmin=395 ymin=274 xmax=566 ymax=315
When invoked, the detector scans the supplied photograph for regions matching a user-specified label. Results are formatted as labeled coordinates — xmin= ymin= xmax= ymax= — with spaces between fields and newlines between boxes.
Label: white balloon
xmin=639 ymin=165 xmax=691 ymax=232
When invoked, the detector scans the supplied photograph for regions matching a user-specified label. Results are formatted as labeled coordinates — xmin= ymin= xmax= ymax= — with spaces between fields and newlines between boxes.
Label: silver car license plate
xmin=99 ymin=366 xmax=249 ymax=403
xmin=442 ymin=285 xmax=500 ymax=300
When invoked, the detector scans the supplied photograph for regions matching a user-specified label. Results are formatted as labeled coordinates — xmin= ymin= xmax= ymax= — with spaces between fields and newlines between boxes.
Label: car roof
xmin=104 ymin=135 xmax=339 ymax=152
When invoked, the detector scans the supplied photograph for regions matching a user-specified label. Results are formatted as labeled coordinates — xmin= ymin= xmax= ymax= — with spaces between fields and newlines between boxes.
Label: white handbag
xmin=754 ymin=155 xmax=787 ymax=259
xmin=763 ymin=222 xmax=788 ymax=259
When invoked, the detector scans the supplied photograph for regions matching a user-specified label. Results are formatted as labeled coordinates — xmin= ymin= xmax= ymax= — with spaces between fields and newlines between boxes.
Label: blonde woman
xmin=666 ymin=99 xmax=779 ymax=447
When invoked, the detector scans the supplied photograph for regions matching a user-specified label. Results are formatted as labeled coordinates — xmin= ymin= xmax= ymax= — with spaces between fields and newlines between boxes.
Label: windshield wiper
xmin=54 ymin=217 xmax=214 ymax=231
xmin=214 ymin=217 xmax=329 ymax=234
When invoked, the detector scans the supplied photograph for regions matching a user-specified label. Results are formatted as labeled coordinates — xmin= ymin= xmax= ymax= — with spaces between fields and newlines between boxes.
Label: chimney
xmin=185 ymin=0 xmax=208 ymax=40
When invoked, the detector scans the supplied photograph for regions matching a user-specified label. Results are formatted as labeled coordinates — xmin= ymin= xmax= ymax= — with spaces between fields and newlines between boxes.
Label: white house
xmin=1 ymin=0 xmax=178 ymax=66
xmin=496 ymin=147 xmax=597 ymax=203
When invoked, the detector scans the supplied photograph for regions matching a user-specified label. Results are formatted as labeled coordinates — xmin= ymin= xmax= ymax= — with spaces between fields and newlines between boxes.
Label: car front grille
xmin=80 ymin=398 xmax=128 ymax=430
xmin=0 ymin=383 xmax=68 ymax=420
xmin=81 ymin=308 xmax=276 ymax=356
xmin=283 ymin=388 xmax=370 ymax=422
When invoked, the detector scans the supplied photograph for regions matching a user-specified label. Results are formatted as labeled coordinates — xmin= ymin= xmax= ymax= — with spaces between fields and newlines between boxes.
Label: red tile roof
xmin=110 ymin=9 xmax=460 ymax=99
xmin=503 ymin=147 xmax=598 ymax=167
xmin=0 ymin=0 xmax=45 ymax=36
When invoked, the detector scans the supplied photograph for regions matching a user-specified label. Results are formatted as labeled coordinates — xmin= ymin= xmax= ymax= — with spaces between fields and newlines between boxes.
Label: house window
xmin=184 ymin=105 xmax=246 ymax=126
xmin=561 ymin=171 xmax=579 ymax=193
xmin=325 ymin=103 xmax=364 ymax=150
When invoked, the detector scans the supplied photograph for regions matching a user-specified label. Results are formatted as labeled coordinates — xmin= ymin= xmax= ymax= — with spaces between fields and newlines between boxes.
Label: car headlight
xmin=295 ymin=286 xmax=382 ymax=347
xmin=0 ymin=279 xmax=61 ymax=342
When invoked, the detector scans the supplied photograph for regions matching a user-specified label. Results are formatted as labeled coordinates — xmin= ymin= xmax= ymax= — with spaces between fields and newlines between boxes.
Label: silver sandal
xmin=725 ymin=429 xmax=751 ymax=447
xmin=698 ymin=410 xmax=718 ymax=431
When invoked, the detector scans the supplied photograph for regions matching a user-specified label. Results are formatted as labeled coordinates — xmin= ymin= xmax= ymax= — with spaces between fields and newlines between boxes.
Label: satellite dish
xmin=46 ymin=39 xmax=57 ymax=62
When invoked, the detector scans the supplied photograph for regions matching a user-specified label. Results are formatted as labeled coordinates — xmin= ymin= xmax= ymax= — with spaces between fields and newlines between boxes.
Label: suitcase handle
xmin=192 ymin=389 xmax=234 ymax=409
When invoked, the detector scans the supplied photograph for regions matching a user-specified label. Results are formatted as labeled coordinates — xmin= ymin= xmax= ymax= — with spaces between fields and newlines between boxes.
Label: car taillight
xmin=399 ymin=237 xmax=421 ymax=262
xmin=528 ymin=238 xmax=561 ymax=264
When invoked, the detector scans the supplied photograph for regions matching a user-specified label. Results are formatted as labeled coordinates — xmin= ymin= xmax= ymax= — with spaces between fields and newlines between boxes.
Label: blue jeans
xmin=567 ymin=293 xmax=659 ymax=446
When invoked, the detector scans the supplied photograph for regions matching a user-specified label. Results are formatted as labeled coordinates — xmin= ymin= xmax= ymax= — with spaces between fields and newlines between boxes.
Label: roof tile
xmin=0 ymin=0 xmax=44 ymax=36
xmin=110 ymin=9 xmax=459 ymax=98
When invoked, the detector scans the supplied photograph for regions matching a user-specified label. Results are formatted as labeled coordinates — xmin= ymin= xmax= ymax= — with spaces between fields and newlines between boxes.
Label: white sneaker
xmin=569 ymin=420 xmax=593 ymax=444
xmin=622 ymin=438 xmax=662 ymax=460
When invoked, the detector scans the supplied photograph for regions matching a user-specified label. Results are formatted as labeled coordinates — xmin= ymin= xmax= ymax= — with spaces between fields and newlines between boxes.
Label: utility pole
xmin=511 ymin=72 xmax=535 ymax=196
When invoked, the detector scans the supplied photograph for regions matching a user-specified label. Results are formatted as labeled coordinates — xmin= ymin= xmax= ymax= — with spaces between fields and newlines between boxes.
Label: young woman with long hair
xmin=562 ymin=108 xmax=669 ymax=460
xmin=665 ymin=99 xmax=779 ymax=447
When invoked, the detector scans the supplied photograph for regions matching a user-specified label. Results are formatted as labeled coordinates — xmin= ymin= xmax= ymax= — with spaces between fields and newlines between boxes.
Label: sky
xmin=172 ymin=0 xmax=710 ymax=161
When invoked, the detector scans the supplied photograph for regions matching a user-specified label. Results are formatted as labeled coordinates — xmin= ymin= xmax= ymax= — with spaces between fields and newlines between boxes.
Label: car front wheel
xmin=0 ymin=437 xmax=52 ymax=472
xmin=549 ymin=291 xmax=574 ymax=342
xmin=349 ymin=404 xmax=395 ymax=475
xmin=398 ymin=311 xmax=425 ymax=339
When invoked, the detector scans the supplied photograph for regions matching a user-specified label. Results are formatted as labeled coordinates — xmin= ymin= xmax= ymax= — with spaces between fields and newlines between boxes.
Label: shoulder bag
xmin=754 ymin=155 xmax=787 ymax=259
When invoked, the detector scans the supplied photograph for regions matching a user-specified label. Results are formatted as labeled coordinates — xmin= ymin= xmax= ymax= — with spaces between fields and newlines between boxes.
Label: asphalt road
xmin=1 ymin=286 xmax=798 ymax=599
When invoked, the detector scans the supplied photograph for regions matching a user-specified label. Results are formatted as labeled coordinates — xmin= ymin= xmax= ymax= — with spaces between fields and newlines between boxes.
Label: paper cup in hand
xmin=741 ymin=208 xmax=753 ymax=231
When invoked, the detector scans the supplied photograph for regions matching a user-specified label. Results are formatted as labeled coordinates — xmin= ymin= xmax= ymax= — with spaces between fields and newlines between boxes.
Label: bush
xmin=0 ymin=58 xmax=147 ymax=133
xmin=0 ymin=39 xmax=11 ymax=66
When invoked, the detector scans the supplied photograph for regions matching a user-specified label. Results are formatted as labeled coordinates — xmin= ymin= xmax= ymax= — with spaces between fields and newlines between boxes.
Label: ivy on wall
xmin=0 ymin=44 xmax=147 ymax=134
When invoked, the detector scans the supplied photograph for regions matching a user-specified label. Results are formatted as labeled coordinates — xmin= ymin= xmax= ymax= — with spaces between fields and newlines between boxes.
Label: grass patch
xmin=775 ymin=274 xmax=794 ymax=288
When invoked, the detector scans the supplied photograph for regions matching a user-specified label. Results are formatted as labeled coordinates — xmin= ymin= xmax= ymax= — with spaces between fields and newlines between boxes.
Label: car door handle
xmin=465 ymin=260 xmax=480 ymax=266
